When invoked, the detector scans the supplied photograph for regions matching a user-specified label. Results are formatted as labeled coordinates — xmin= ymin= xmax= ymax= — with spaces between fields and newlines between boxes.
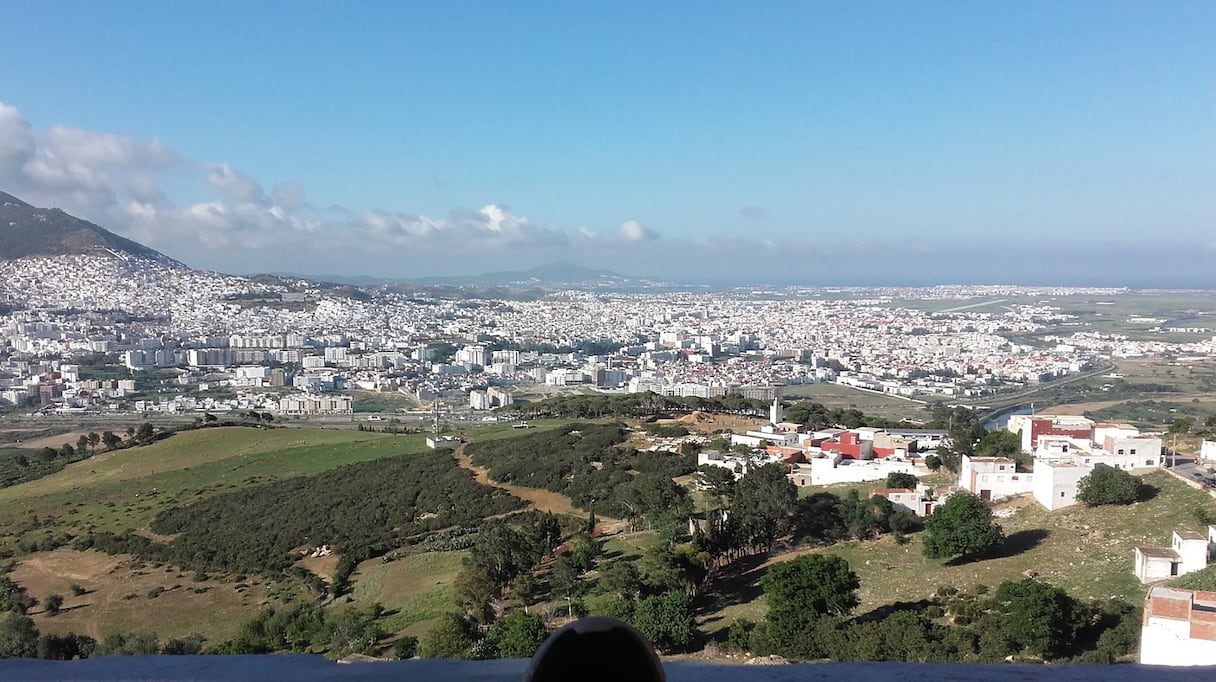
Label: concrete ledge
xmin=1 ymin=657 xmax=1214 ymax=681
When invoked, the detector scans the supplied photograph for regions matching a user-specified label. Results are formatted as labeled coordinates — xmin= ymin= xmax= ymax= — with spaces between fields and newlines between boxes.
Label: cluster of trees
xmin=212 ymin=603 xmax=385 ymax=658
xmin=0 ymin=427 xmax=139 ymax=489
xmin=736 ymin=553 xmax=1140 ymax=663
xmin=437 ymin=532 xmax=701 ymax=657
xmin=466 ymin=423 xmax=695 ymax=515
xmin=696 ymin=464 xmax=920 ymax=567
xmin=927 ymin=406 xmax=1025 ymax=472
xmin=75 ymin=450 xmax=524 ymax=581
xmin=782 ymin=402 xmax=902 ymax=431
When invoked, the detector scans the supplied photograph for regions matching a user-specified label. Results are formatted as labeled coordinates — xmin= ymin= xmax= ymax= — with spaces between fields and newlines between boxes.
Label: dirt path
xmin=452 ymin=442 xmax=584 ymax=517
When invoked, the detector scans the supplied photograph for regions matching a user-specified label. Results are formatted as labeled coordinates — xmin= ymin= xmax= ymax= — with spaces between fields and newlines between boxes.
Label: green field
xmin=0 ymin=421 xmax=582 ymax=647
xmin=700 ymin=470 xmax=1215 ymax=634
xmin=780 ymin=383 xmax=930 ymax=422
xmin=0 ymin=426 xmax=414 ymax=543
xmin=350 ymin=550 xmax=468 ymax=636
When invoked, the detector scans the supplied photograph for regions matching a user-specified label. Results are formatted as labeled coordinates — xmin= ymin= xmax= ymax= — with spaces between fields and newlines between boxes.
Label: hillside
xmin=0 ymin=191 xmax=181 ymax=265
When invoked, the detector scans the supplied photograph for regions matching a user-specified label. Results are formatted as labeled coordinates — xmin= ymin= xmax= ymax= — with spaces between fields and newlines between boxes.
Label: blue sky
xmin=1 ymin=1 xmax=1214 ymax=285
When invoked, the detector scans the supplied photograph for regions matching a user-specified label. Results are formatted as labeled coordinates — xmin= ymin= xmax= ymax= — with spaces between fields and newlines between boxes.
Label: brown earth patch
xmin=13 ymin=430 xmax=96 ymax=450
xmin=298 ymin=553 xmax=340 ymax=582
xmin=12 ymin=548 xmax=271 ymax=642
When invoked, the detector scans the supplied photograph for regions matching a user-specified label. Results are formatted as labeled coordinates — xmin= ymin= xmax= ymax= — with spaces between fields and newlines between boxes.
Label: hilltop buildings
xmin=955 ymin=415 xmax=1163 ymax=510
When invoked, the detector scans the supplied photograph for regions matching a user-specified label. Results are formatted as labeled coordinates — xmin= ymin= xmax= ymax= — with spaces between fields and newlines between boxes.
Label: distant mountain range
xmin=0 ymin=190 xmax=661 ymax=291
xmin=285 ymin=262 xmax=664 ymax=289
xmin=0 ymin=191 xmax=181 ymax=266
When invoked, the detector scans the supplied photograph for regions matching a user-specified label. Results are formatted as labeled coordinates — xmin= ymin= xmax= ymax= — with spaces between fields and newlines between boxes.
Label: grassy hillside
xmin=700 ymin=470 xmax=1216 ymax=634
xmin=0 ymin=427 xmax=410 ymax=543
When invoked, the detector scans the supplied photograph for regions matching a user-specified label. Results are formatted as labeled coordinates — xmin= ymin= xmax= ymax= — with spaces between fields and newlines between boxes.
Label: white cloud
xmin=619 ymin=219 xmax=660 ymax=242
xmin=207 ymin=163 xmax=267 ymax=205
xmin=0 ymin=103 xmax=36 ymax=177
xmin=0 ymin=100 xmax=610 ymax=271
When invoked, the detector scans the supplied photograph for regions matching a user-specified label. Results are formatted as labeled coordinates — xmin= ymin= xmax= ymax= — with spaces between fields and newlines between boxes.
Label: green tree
xmin=976 ymin=429 xmax=1025 ymax=464
xmin=732 ymin=462 xmax=797 ymax=551
xmin=101 ymin=431 xmax=121 ymax=450
xmin=0 ymin=612 xmax=39 ymax=658
xmin=136 ymin=422 xmax=155 ymax=443
xmin=599 ymin=561 xmax=643 ymax=600
xmin=43 ymin=594 xmax=64 ymax=616
xmin=161 ymin=633 xmax=206 ymax=655
xmin=631 ymin=592 xmax=696 ymax=652
xmin=987 ymin=578 xmax=1084 ymax=659
xmin=566 ymin=532 xmax=601 ymax=574
xmin=469 ymin=526 xmax=530 ymax=587
xmin=885 ymin=472 xmax=919 ymax=490
xmin=76 ymin=435 xmax=90 ymax=456
xmin=87 ymin=432 xmax=100 ymax=455
xmin=762 ymin=554 xmax=859 ymax=658
xmin=695 ymin=465 xmax=736 ymax=507
xmin=482 ymin=610 xmax=548 ymax=658
xmin=37 ymin=632 xmax=96 ymax=660
xmin=393 ymin=635 xmax=419 ymax=659
xmin=511 ymin=571 xmax=541 ymax=613
xmin=0 ymin=576 xmax=34 ymax=614
xmin=1075 ymin=465 xmax=1141 ymax=506
xmin=453 ymin=565 xmax=498 ymax=625
xmin=923 ymin=454 xmax=942 ymax=471
xmin=419 ymin=613 xmax=476 ymax=659
xmin=94 ymin=631 xmax=160 ymax=656
xmin=922 ymin=492 xmax=1004 ymax=561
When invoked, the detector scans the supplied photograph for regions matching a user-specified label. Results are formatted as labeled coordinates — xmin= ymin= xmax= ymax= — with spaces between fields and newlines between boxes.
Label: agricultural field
xmin=780 ymin=383 xmax=931 ymax=422
xmin=896 ymin=291 xmax=1216 ymax=344
xmin=698 ymin=470 xmax=1216 ymax=635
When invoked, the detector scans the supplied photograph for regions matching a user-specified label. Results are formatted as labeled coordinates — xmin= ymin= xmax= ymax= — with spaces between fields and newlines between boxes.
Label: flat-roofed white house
xmin=1032 ymin=458 xmax=1089 ymax=511
xmin=1134 ymin=527 xmax=1216 ymax=583
xmin=958 ymin=455 xmax=1033 ymax=501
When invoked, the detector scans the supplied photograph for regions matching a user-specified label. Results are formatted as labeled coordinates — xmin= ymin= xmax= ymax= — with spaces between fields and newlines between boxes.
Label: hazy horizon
xmin=1 ymin=2 xmax=1213 ymax=287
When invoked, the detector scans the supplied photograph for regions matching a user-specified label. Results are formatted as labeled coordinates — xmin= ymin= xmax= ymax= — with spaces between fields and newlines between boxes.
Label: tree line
xmin=465 ymin=423 xmax=695 ymax=515
xmin=74 ymin=449 xmax=525 ymax=582
xmin=733 ymin=553 xmax=1140 ymax=663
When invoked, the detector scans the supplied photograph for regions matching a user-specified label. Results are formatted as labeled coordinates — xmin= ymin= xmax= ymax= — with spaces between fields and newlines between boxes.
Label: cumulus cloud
xmin=207 ymin=163 xmax=267 ymax=205
xmin=619 ymin=219 xmax=660 ymax=242
xmin=0 ymin=101 xmax=597 ymax=270
xmin=0 ymin=103 xmax=36 ymax=177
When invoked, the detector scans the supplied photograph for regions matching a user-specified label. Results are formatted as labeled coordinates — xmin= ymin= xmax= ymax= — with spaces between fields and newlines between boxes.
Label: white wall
xmin=1032 ymin=460 xmax=1087 ymax=511
xmin=1141 ymin=617 xmax=1216 ymax=665
xmin=810 ymin=458 xmax=925 ymax=486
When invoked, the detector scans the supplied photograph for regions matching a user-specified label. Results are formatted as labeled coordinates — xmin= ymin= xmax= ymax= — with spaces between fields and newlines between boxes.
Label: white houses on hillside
xmin=1134 ymin=527 xmax=1216 ymax=584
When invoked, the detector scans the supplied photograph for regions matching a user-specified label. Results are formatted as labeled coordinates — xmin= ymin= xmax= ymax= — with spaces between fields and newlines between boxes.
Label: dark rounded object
xmin=525 ymin=616 xmax=665 ymax=682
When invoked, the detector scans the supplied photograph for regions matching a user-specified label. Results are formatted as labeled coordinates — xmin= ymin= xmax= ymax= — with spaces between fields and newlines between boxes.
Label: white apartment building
xmin=278 ymin=394 xmax=353 ymax=415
